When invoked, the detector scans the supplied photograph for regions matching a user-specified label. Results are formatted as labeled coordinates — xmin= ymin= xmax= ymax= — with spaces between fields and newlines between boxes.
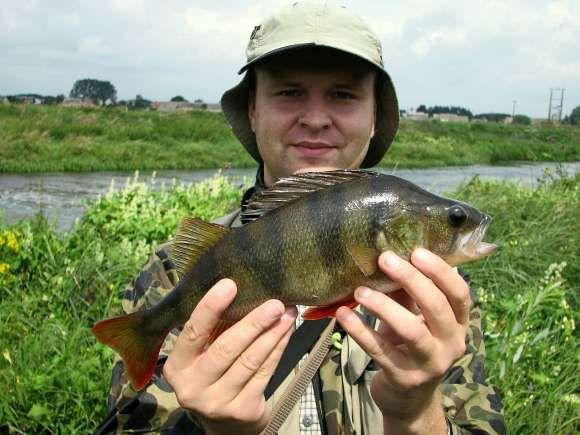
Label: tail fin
xmin=92 ymin=312 xmax=165 ymax=390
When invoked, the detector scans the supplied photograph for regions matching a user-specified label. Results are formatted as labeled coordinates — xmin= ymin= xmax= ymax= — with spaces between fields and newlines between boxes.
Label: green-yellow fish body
xmin=93 ymin=170 xmax=496 ymax=389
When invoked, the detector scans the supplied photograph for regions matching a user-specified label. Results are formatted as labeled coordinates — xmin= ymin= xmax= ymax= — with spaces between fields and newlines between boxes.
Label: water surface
xmin=1 ymin=162 xmax=577 ymax=231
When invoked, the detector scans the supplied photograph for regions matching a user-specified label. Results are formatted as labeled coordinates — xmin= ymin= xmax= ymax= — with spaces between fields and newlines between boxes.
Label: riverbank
xmin=0 ymin=171 xmax=577 ymax=433
xmin=1 ymin=105 xmax=579 ymax=172
xmin=2 ymin=162 xmax=578 ymax=232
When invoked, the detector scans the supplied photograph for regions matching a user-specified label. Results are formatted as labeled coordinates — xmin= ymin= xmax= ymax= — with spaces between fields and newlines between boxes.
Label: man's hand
xmin=163 ymin=278 xmax=297 ymax=435
xmin=336 ymin=248 xmax=470 ymax=435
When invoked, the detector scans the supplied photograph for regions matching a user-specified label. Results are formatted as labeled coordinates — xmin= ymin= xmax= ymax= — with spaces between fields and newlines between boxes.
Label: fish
xmin=92 ymin=170 xmax=497 ymax=389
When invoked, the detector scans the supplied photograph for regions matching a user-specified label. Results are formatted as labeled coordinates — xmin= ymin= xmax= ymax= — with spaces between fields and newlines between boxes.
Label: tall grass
xmin=457 ymin=168 xmax=579 ymax=434
xmin=1 ymin=104 xmax=578 ymax=172
xmin=0 ymin=170 xmax=577 ymax=433
xmin=0 ymin=174 xmax=244 ymax=433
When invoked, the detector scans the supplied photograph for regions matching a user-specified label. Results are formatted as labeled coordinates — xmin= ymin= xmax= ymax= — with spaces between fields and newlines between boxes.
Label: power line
xmin=548 ymin=88 xmax=565 ymax=122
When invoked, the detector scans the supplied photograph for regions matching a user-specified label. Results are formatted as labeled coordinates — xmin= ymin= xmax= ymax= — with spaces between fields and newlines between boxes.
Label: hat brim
xmin=221 ymin=51 xmax=399 ymax=168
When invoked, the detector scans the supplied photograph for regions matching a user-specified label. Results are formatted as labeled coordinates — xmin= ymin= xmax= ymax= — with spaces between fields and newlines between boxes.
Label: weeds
xmin=0 ymin=105 xmax=578 ymax=172
xmin=0 ymin=171 xmax=578 ymax=433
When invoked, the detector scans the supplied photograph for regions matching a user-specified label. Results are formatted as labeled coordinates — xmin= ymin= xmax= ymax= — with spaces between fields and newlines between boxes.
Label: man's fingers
xmin=411 ymin=248 xmax=471 ymax=326
xmin=196 ymin=298 xmax=286 ymax=385
xmin=218 ymin=306 xmax=297 ymax=399
xmin=350 ymin=288 xmax=434 ymax=360
xmin=336 ymin=306 xmax=400 ymax=370
xmin=233 ymin=310 xmax=296 ymax=403
xmin=168 ymin=278 xmax=237 ymax=372
xmin=379 ymin=251 xmax=456 ymax=337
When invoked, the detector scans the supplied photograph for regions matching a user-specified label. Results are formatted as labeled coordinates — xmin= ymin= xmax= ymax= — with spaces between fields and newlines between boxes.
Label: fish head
xmin=373 ymin=176 xmax=497 ymax=266
xmin=422 ymin=200 xmax=497 ymax=266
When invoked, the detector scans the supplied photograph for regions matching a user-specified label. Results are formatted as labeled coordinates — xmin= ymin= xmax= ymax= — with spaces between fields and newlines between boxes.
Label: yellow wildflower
xmin=5 ymin=231 xmax=20 ymax=253
xmin=2 ymin=350 xmax=12 ymax=365
xmin=0 ymin=262 xmax=10 ymax=275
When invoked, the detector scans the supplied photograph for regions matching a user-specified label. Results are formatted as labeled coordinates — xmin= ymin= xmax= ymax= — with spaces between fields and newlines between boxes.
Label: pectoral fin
xmin=347 ymin=245 xmax=379 ymax=277
xmin=303 ymin=298 xmax=359 ymax=320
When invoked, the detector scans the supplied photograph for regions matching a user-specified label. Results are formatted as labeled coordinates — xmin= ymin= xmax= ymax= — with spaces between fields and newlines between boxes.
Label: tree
xmin=513 ymin=114 xmax=531 ymax=125
xmin=564 ymin=106 xmax=580 ymax=125
xmin=129 ymin=94 xmax=151 ymax=110
xmin=473 ymin=113 xmax=510 ymax=123
xmin=69 ymin=79 xmax=117 ymax=105
xmin=170 ymin=95 xmax=187 ymax=102
xmin=415 ymin=104 xmax=473 ymax=119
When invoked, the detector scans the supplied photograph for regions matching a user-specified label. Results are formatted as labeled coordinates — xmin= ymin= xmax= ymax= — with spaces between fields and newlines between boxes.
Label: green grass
xmin=0 ymin=170 xmax=578 ymax=433
xmin=1 ymin=104 xmax=578 ymax=172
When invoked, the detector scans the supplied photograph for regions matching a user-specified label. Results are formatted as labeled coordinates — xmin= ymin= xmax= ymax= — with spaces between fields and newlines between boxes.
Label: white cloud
xmin=0 ymin=0 xmax=578 ymax=116
xmin=410 ymin=28 xmax=466 ymax=58
xmin=78 ymin=36 xmax=115 ymax=56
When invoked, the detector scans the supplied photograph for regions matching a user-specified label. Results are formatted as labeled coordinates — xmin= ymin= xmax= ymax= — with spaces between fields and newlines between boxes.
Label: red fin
xmin=92 ymin=313 xmax=164 ymax=390
xmin=207 ymin=319 xmax=236 ymax=343
xmin=303 ymin=298 xmax=359 ymax=320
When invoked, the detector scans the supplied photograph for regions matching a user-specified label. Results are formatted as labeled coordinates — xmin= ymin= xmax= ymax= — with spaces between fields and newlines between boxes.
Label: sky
xmin=1 ymin=0 xmax=579 ymax=118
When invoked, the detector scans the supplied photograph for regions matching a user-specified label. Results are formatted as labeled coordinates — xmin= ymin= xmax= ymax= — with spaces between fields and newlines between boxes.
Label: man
xmin=99 ymin=2 xmax=504 ymax=434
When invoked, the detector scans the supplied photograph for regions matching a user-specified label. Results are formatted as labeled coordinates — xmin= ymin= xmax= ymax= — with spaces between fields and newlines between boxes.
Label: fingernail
xmin=337 ymin=307 xmax=355 ymax=324
xmin=282 ymin=306 xmax=298 ymax=322
xmin=216 ymin=279 xmax=234 ymax=297
xmin=265 ymin=300 xmax=284 ymax=320
xmin=356 ymin=286 xmax=371 ymax=299
xmin=413 ymin=247 xmax=430 ymax=262
xmin=383 ymin=251 xmax=401 ymax=269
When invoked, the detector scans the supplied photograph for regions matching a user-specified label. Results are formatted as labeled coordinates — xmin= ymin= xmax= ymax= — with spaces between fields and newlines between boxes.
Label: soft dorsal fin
xmin=241 ymin=170 xmax=377 ymax=223
xmin=172 ymin=217 xmax=230 ymax=278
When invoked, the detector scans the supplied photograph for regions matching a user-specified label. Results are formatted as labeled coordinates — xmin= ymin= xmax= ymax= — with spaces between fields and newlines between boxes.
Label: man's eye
xmin=333 ymin=91 xmax=355 ymax=100
xmin=277 ymin=89 xmax=301 ymax=97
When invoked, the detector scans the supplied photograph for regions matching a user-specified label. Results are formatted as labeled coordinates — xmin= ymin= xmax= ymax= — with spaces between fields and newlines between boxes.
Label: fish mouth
xmin=468 ymin=214 xmax=498 ymax=257
xmin=448 ymin=215 xmax=498 ymax=266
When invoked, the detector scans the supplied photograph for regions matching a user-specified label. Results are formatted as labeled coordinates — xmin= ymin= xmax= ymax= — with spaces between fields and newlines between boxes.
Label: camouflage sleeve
xmin=95 ymin=243 xmax=204 ymax=434
xmin=440 ymin=274 xmax=506 ymax=435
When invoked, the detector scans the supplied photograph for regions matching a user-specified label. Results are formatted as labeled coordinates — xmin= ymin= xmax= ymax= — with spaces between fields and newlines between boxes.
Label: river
xmin=1 ymin=162 xmax=578 ymax=232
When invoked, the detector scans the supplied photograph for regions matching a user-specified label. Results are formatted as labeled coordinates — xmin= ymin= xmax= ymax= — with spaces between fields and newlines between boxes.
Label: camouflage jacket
xmin=97 ymin=210 xmax=505 ymax=435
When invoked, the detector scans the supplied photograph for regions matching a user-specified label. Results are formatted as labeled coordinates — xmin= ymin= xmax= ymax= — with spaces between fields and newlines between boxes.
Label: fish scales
xmin=92 ymin=170 xmax=497 ymax=390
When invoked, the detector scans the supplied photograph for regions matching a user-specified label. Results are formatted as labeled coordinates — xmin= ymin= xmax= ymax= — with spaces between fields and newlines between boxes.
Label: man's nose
xmin=298 ymin=96 xmax=332 ymax=131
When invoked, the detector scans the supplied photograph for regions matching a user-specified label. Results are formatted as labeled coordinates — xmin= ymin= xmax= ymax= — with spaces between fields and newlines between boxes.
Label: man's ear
xmin=248 ymin=89 xmax=256 ymax=133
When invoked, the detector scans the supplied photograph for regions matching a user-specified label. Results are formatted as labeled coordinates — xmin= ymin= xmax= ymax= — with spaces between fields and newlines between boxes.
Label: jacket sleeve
xmin=96 ymin=244 xmax=203 ymax=434
xmin=440 ymin=273 xmax=506 ymax=435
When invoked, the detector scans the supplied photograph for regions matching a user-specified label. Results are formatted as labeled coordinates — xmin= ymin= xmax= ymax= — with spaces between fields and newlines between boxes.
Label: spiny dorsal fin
xmin=241 ymin=170 xmax=378 ymax=223
xmin=172 ymin=217 xmax=230 ymax=278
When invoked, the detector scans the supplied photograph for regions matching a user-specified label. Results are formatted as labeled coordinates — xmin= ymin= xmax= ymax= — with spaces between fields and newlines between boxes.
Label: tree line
xmin=4 ymin=79 xmax=579 ymax=125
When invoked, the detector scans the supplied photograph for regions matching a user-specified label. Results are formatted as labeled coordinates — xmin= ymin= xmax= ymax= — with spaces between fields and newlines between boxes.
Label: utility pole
xmin=548 ymin=88 xmax=565 ymax=122
xmin=512 ymin=100 xmax=516 ymax=117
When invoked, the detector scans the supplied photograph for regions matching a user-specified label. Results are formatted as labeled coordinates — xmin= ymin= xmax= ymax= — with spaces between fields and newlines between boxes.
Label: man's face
xmin=248 ymin=61 xmax=376 ymax=186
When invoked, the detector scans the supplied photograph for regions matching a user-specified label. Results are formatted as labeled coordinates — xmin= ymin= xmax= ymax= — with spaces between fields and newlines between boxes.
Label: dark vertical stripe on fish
xmin=237 ymin=218 xmax=284 ymax=296
xmin=367 ymin=175 xmax=387 ymax=245
xmin=306 ymin=183 xmax=346 ymax=271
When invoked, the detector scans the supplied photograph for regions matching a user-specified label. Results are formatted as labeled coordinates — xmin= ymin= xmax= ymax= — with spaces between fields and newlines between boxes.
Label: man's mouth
xmin=291 ymin=142 xmax=336 ymax=157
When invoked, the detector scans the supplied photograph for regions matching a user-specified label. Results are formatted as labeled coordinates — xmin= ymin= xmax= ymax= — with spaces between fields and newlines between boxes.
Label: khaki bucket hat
xmin=221 ymin=1 xmax=399 ymax=168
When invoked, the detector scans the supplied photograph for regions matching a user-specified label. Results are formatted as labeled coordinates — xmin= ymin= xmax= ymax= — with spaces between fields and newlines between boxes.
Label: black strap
xmin=264 ymin=318 xmax=332 ymax=399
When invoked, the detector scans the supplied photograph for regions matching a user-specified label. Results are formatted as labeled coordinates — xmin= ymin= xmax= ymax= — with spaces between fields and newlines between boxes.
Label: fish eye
xmin=448 ymin=205 xmax=468 ymax=228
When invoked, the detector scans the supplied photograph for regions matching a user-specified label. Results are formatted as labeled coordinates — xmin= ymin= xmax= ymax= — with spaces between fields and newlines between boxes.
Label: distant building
xmin=406 ymin=110 xmax=429 ymax=121
xmin=152 ymin=101 xmax=222 ymax=112
xmin=203 ymin=102 xmax=221 ymax=112
xmin=61 ymin=98 xmax=96 ymax=107
xmin=432 ymin=113 xmax=469 ymax=123
xmin=503 ymin=116 xmax=513 ymax=124
xmin=152 ymin=101 xmax=194 ymax=112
